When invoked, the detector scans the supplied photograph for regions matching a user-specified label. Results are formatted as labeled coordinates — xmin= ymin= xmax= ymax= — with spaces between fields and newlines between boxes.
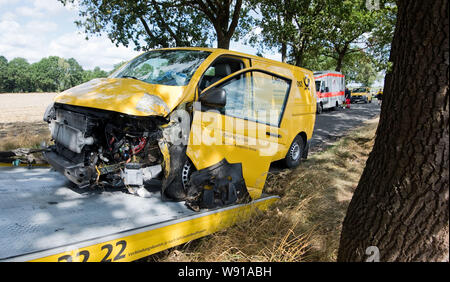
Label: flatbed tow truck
xmin=0 ymin=165 xmax=278 ymax=262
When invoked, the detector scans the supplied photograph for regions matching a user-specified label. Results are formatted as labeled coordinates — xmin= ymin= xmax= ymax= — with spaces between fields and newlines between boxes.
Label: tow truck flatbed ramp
xmin=0 ymin=167 xmax=278 ymax=262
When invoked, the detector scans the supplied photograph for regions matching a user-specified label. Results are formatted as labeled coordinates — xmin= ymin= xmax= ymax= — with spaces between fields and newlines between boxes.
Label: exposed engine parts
xmin=43 ymin=103 xmax=251 ymax=211
xmin=44 ymin=103 xmax=166 ymax=190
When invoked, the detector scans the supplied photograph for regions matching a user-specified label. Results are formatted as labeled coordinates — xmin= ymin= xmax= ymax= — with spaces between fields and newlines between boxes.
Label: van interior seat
xmin=201 ymin=64 xmax=232 ymax=90
xmin=199 ymin=58 xmax=244 ymax=91
xmin=210 ymin=63 xmax=232 ymax=84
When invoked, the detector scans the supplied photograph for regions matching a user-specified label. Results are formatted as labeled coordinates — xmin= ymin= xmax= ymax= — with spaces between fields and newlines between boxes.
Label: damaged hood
xmin=54 ymin=78 xmax=186 ymax=117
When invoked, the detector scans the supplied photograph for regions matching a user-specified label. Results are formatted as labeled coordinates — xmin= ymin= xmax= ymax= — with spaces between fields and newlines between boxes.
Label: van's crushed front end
xmin=43 ymin=100 xmax=168 ymax=196
xmin=42 ymin=49 xmax=252 ymax=209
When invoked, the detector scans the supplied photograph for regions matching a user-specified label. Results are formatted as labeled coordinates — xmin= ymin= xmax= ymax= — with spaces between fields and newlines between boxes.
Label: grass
xmin=148 ymin=117 xmax=379 ymax=262
xmin=0 ymin=122 xmax=51 ymax=151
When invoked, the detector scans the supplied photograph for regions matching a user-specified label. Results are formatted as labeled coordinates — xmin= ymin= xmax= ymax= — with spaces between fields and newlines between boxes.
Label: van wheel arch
xmin=284 ymin=132 xmax=307 ymax=168
xmin=317 ymin=102 xmax=323 ymax=114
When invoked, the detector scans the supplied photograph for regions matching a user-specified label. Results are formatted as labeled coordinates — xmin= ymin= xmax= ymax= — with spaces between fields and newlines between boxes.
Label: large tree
xmin=59 ymin=0 xmax=250 ymax=50
xmin=320 ymin=0 xmax=383 ymax=72
xmin=338 ymin=0 xmax=449 ymax=262
xmin=249 ymin=0 xmax=327 ymax=65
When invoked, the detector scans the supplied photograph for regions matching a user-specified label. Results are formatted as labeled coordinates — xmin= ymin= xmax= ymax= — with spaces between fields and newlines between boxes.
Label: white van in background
xmin=314 ymin=71 xmax=346 ymax=114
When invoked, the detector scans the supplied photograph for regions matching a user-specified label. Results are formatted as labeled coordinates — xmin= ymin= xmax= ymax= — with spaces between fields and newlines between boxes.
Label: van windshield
xmin=111 ymin=50 xmax=211 ymax=86
xmin=315 ymin=81 xmax=322 ymax=92
xmin=353 ymin=87 xmax=367 ymax=93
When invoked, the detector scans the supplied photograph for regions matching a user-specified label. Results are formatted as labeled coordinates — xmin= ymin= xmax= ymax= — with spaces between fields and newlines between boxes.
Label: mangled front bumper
xmin=43 ymin=150 xmax=94 ymax=188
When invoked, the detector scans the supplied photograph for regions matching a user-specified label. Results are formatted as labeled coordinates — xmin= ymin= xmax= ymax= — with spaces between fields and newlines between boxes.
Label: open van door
xmin=187 ymin=68 xmax=292 ymax=202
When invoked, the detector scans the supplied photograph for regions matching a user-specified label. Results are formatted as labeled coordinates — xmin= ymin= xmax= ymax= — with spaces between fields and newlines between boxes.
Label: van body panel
xmin=187 ymin=67 xmax=316 ymax=199
xmin=53 ymin=78 xmax=185 ymax=117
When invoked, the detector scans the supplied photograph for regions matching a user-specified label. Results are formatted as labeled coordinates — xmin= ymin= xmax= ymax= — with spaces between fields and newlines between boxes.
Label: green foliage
xmin=249 ymin=0 xmax=396 ymax=76
xmin=340 ymin=51 xmax=378 ymax=86
xmin=4 ymin=58 xmax=33 ymax=92
xmin=58 ymin=0 xmax=251 ymax=50
xmin=248 ymin=0 xmax=328 ymax=65
xmin=0 ymin=55 xmax=108 ymax=93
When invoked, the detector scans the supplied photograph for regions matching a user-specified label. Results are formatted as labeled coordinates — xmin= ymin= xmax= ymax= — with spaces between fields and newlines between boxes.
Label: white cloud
xmin=16 ymin=5 xmax=44 ymax=17
xmin=0 ymin=1 xmax=138 ymax=71
xmin=48 ymin=32 xmax=140 ymax=70
xmin=0 ymin=0 xmax=19 ymax=7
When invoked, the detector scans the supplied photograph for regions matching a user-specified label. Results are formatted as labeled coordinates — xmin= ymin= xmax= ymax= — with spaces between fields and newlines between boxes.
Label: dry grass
xmin=0 ymin=122 xmax=51 ymax=151
xmin=148 ymin=117 xmax=379 ymax=262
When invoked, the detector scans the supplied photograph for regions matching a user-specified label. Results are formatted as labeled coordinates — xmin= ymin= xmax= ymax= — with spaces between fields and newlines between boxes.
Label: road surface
xmin=309 ymin=102 xmax=381 ymax=153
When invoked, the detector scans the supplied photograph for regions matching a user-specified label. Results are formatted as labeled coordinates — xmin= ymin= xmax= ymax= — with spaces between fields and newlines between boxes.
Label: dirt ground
xmin=0 ymin=93 xmax=56 ymax=150
xmin=0 ymin=93 xmax=57 ymax=123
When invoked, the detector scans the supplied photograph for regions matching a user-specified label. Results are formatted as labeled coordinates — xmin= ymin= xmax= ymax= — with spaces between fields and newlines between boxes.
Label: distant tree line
xmin=0 ymin=55 xmax=112 ymax=93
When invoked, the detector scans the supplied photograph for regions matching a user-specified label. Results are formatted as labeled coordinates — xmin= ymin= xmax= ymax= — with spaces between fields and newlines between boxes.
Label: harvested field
xmin=0 ymin=93 xmax=55 ymax=151
xmin=0 ymin=93 xmax=58 ymax=123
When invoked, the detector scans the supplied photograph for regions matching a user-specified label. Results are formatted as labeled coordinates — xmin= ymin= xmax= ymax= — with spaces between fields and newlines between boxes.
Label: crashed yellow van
xmin=43 ymin=47 xmax=316 ymax=210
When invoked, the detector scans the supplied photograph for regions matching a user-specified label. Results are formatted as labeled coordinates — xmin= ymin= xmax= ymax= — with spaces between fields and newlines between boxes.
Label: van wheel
xmin=162 ymin=147 xmax=195 ymax=201
xmin=181 ymin=159 xmax=195 ymax=191
xmin=317 ymin=103 xmax=323 ymax=114
xmin=285 ymin=136 xmax=304 ymax=168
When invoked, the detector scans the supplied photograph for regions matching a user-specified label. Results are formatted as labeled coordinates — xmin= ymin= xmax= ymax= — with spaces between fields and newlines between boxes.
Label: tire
xmin=162 ymin=147 xmax=195 ymax=201
xmin=317 ymin=103 xmax=323 ymax=114
xmin=284 ymin=136 xmax=304 ymax=168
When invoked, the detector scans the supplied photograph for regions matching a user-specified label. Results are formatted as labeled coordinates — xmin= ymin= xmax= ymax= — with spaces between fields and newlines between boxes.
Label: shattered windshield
xmin=111 ymin=50 xmax=211 ymax=86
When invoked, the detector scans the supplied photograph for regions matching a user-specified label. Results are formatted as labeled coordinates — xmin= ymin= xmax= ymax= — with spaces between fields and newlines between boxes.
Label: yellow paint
xmin=351 ymin=87 xmax=372 ymax=102
xmin=54 ymin=78 xmax=184 ymax=117
xmin=0 ymin=163 xmax=50 ymax=167
xmin=30 ymin=196 xmax=278 ymax=262
xmin=187 ymin=66 xmax=316 ymax=200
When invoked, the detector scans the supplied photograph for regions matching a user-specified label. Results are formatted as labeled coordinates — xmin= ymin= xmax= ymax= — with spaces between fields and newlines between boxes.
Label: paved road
xmin=309 ymin=102 xmax=381 ymax=153
xmin=270 ymin=102 xmax=380 ymax=170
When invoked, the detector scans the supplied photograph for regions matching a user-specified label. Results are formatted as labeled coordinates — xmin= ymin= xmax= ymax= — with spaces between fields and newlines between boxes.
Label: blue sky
xmin=0 ymin=0 xmax=280 ymax=71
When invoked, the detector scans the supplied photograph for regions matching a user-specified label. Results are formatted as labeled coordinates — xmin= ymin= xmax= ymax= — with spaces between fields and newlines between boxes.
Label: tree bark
xmin=337 ymin=0 xmax=449 ymax=262
xmin=334 ymin=43 xmax=348 ymax=72
xmin=216 ymin=32 xmax=231 ymax=49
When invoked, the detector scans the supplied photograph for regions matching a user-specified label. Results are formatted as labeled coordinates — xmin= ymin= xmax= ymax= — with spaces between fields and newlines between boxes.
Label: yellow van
xmin=42 ymin=47 xmax=316 ymax=210
xmin=351 ymin=87 xmax=372 ymax=103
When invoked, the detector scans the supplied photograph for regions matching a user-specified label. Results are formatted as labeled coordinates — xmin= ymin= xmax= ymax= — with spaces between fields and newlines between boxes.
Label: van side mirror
xmin=325 ymin=87 xmax=329 ymax=92
xmin=199 ymin=88 xmax=226 ymax=107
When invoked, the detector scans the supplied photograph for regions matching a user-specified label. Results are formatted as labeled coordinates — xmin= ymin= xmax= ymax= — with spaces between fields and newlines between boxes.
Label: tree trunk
xmin=216 ymin=32 xmax=231 ymax=49
xmin=281 ymin=42 xmax=287 ymax=63
xmin=337 ymin=0 xmax=449 ymax=262
xmin=334 ymin=54 xmax=344 ymax=72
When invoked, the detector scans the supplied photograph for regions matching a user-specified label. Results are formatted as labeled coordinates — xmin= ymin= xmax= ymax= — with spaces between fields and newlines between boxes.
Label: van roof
xmin=313 ymin=70 xmax=343 ymax=75
xmin=155 ymin=47 xmax=312 ymax=74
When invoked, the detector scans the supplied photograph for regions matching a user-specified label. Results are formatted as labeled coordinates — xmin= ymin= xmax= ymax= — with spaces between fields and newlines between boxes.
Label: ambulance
xmin=313 ymin=71 xmax=346 ymax=114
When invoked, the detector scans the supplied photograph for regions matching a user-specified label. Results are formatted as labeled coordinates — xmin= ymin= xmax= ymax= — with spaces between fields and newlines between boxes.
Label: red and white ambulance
xmin=313 ymin=71 xmax=346 ymax=114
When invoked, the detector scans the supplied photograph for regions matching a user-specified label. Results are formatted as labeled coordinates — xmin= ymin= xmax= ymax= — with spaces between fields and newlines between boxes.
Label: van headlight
xmin=43 ymin=102 xmax=56 ymax=122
